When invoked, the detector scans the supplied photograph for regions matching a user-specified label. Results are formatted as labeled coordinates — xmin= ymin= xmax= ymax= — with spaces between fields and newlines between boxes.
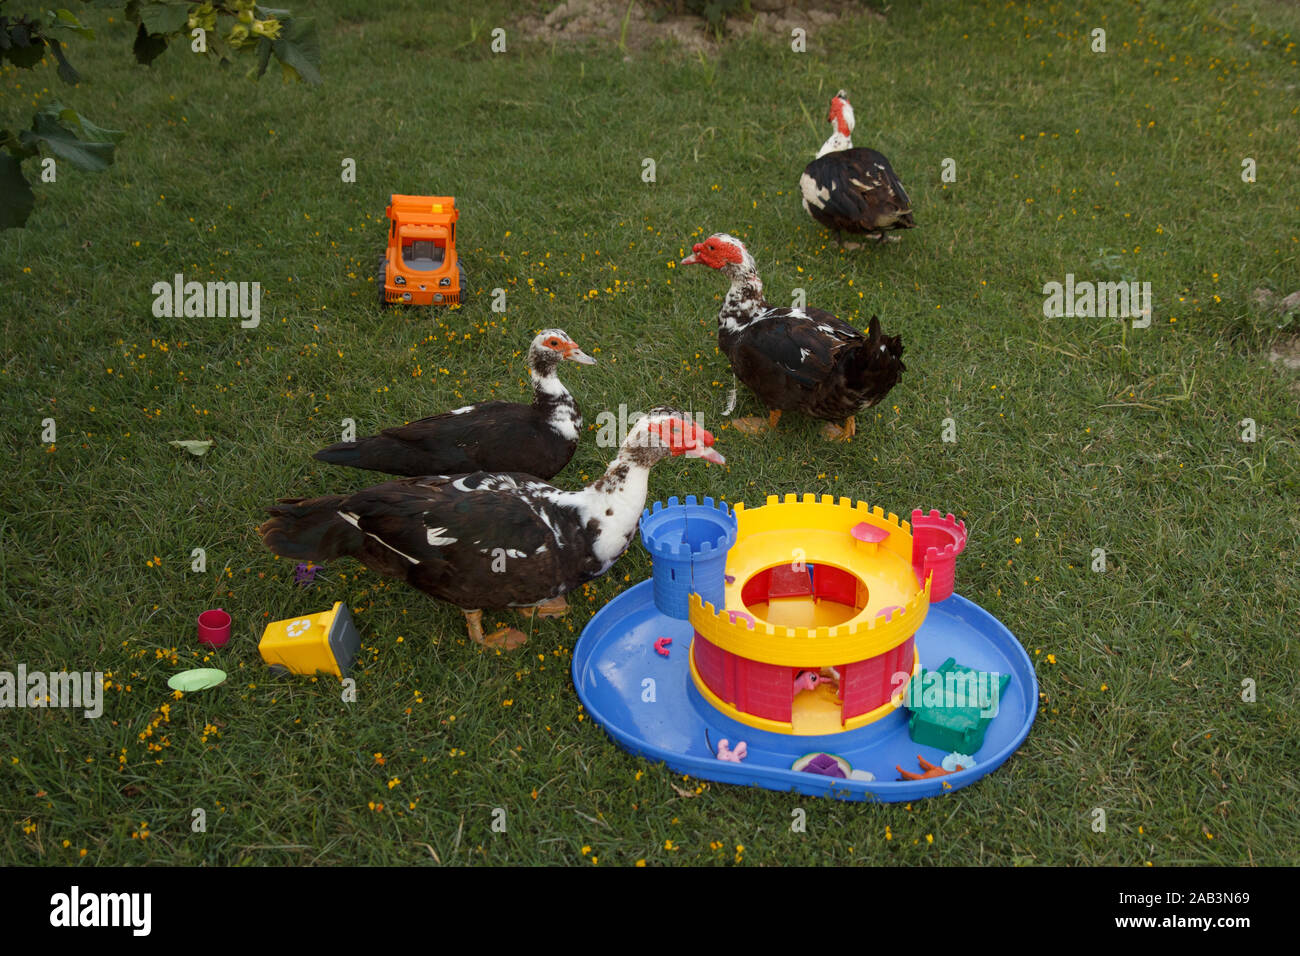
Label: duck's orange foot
xmin=482 ymin=627 xmax=528 ymax=650
xmin=731 ymin=416 xmax=770 ymax=435
xmin=821 ymin=417 xmax=857 ymax=442
xmin=518 ymin=596 xmax=568 ymax=619
xmin=464 ymin=609 xmax=528 ymax=650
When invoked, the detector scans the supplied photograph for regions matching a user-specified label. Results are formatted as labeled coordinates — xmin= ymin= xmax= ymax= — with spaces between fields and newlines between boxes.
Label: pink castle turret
xmin=910 ymin=510 xmax=967 ymax=602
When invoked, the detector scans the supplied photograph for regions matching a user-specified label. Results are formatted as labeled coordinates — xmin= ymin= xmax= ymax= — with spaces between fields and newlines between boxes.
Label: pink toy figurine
xmin=793 ymin=670 xmax=822 ymax=695
xmin=716 ymin=739 xmax=748 ymax=763
xmin=653 ymin=636 xmax=672 ymax=657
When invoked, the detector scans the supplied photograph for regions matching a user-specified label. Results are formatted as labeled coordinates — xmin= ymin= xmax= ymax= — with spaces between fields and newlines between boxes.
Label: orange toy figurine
xmin=896 ymin=755 xmax=961 ymax=781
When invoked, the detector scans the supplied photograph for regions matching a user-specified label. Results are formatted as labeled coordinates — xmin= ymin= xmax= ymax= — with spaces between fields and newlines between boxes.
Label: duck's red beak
xmin=680 ymin=242 xmax=705 ymax=266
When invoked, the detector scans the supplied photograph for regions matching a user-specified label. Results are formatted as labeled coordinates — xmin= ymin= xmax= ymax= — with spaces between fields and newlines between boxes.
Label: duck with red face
xmin=262 ymin=408 xmax=724 ymax=649
xmin=799 ymin=89 xmax=915 ymax=249
xmin=681 ymin=233 xmax=904 ymax=441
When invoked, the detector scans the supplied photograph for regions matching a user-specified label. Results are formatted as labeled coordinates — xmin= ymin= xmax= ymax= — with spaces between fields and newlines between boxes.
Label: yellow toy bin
xmin=259 ymin=602 xmax=360 ymax=677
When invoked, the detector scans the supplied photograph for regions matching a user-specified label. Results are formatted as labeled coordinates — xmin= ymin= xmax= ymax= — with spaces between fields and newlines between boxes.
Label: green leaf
xmin=48 ymin=42 xmax=81 ymax=84
xmin=1 ymin=128 xmax=39 ymax=161
xmin=169 ymin=440 xmax=214 ymax=456
xmin=254 ymin=34 xmax=272 ymax=77
xmin=50 ymin=9 xmax=96 ymax=39
xmin=139 ymin=1 xmax=191 ymax=35
xmin=2 ymin=29 xmax=46 ymax=68
xmin=204 ymin=32 xmax=232 ymax=64
xmin=19 ymin=110 xmax=118 ymax=172
xmin=0 ymin=153 xmax=36 ymax=229
xmin=46 ymin=105 xmax=126 ymax=144
xmin=133 ymin=22 xmax=168 ymax=64
xmin=270 ymin=17 xmax=320 ymax=86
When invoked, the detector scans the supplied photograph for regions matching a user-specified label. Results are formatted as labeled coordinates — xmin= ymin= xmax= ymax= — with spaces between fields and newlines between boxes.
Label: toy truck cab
xmin=379 ymin=194 xmax=466 ymax=307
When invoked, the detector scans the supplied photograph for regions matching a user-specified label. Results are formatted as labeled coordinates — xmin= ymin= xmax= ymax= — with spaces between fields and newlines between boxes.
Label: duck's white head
xmin=816 ymin=89 xmax=855 ymax=157
xmin=528 ymin=328 xmax=597 ymax=380
xmin=531 ymin=329 xmax=597 ymax=366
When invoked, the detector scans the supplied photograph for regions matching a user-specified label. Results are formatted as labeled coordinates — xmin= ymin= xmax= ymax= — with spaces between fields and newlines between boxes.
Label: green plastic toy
xmin=902 ymin=657 xmax=1010 ymax=754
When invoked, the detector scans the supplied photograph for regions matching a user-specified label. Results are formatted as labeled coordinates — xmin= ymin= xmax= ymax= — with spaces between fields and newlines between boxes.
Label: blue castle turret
xmin=638 ymin=496 xmax=738 ymax=620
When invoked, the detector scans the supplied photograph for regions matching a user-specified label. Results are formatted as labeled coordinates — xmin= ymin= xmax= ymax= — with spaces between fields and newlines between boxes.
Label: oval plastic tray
xmin=573 ymin=581 xmax=1036 ymax=802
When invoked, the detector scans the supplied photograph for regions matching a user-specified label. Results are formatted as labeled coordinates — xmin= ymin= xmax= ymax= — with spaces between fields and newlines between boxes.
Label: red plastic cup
xmin=198 ymin=608 xmax=232 ymax=648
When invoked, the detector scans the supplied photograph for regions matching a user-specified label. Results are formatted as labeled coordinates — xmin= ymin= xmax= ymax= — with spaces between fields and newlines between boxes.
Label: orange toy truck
xmin=378 ymin=194 xmax=466 ymax=307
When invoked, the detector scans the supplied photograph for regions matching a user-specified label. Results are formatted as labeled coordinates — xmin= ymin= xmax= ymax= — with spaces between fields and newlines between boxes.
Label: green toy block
xmin=903 ymin=656 xmax=1011 ymax=753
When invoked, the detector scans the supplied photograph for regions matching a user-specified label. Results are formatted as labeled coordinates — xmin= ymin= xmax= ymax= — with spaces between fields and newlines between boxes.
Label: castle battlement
xmin=688 ymin=575 xmax=929 ymax=668
xmin=736 ymin=493 xmax=911 ymax=533
xmin=639 ymin=495 xmax=738 ymax=620
xmin=640 ymin=495 xmax=735 ymax=558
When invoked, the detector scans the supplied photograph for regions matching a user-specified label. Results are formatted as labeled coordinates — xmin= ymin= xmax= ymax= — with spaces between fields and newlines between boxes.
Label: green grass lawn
xmin=2 ymin=0 xmax=1298 ymax=866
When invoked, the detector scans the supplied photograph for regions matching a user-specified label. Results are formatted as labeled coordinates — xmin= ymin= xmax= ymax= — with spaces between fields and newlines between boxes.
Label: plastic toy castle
xmin=642 ymin=495 xmax=967 ymax=736
xmin=576 ymin=493 xmax=1034 ymax=801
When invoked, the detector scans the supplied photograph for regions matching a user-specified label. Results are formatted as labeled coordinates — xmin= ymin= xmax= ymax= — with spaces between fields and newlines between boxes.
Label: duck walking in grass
xmin=680 ymin=233 xmax=904 ymax=441
xmin=262 ymin=408 xmax=724 ymax=649
xmin=313 ymin=329 xmax=595 ymax=480
xmin=799 ymin=89 xmax=915 ymax=248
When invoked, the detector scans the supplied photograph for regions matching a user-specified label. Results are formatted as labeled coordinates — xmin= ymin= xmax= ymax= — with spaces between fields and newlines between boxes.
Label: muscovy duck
xmin=799 ymin=89 xmax=915 ymax=248
xmin=312 ymin=329 xmax=595 ymax=480
xmin=680 ymin=233 xmax=904 ymax=441
xmin=261 ymin=408 xmax=724 ymax=649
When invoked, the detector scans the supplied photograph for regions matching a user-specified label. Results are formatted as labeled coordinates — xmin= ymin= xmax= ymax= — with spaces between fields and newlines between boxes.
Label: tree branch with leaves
xmin=0 ymin=0 xmax=321 ymax=228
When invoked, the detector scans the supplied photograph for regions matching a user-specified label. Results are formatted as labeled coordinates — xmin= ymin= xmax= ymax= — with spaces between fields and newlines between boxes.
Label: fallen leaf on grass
xmin=169 ymin=440 xmax=213 ymax=456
